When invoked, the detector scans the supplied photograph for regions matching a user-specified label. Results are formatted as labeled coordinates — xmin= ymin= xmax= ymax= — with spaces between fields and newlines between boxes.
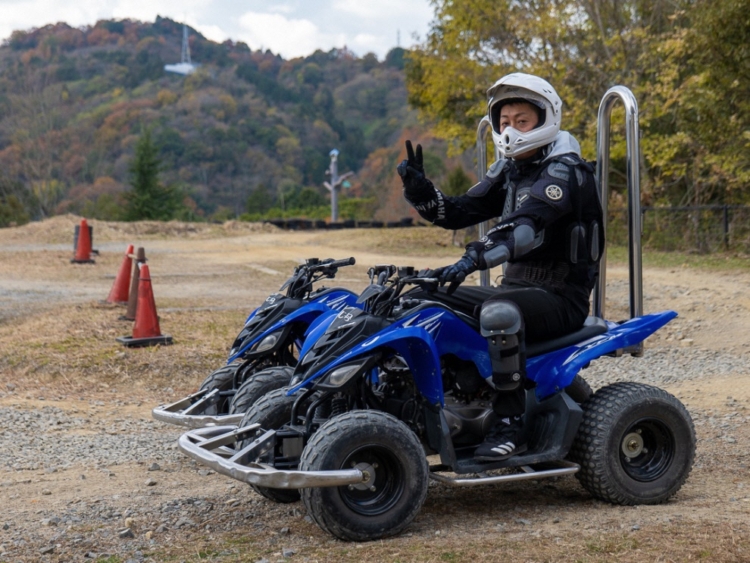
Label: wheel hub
xmin=618 ymin=418 xmax=676 ymax=482
xmin=621 ymin=431 xmax=645 ymax=458
xmin=349 ymin=461 xmax=377 ymax=491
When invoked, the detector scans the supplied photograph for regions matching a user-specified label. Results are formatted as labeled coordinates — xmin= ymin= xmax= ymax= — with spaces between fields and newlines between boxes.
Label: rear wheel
xmin=197 ymin=364 xmax=240 ymax=415
xmin=239 ymin=388 xmax=312 ymax=504
xmin=299 ymin=410 xmax=429 ymax=541
xmin=229 ymin=366 xmax=294 ymax=416
xmin=570 ymin=382 xmax=696 ymax=505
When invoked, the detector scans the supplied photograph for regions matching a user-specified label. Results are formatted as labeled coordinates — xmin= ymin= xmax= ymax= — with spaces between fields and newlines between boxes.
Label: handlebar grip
xmin=329 ymin=257 xmax=356 ymax=268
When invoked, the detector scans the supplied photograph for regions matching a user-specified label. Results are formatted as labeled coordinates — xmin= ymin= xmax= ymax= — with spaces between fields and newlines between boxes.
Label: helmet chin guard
xmin=487 ymin=73 xmax=562 ymax=158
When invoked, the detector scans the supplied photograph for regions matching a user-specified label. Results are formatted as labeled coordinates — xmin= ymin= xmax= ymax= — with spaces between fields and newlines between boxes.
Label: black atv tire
xmin=196 ymin=364 xmax=241 ymax=415
xmin=565 ymin=374 xmax=593 ymax=404
xmin=239 ymin=388 xmax=309 ymax=504
xmin=569 ymin=382 xmax=696 ymax=505
xmin=298 ymin=410 xmax=429 ymax=542
xmin=228 ymin=366 xmax=295 ymax=416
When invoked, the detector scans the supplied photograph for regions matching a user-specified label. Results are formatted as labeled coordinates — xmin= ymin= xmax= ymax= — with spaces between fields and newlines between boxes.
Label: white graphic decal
xmin=545 ymin=185 xmax=563 ymax=201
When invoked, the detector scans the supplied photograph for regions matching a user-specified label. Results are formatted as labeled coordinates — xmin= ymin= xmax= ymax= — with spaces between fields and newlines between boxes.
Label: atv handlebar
xmin=283 ymin=257 xmax=357 ymax=298
xmin=326 ymin=257 xmax=356 ymax=269
xmin=305 ymin=256 xmax=356 ymax=273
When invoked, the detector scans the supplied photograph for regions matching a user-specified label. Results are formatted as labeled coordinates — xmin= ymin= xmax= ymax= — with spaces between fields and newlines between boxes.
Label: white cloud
xmin=332 ymin=0 xmax=432 ymax=23
xmin=267 ymin=4 xmax=295 ymax=15
xmin=237 ymin=11 xmax=347 ymax=59
xmin=0 ymin=0 xmax=210 ymax=42
xmin=0 ymin=0 xmax=434 ymax=58
xmin=193 ymin=23 xmax=228 ymax=44
xmin=349 ymin=32 xmax=386 ymax=56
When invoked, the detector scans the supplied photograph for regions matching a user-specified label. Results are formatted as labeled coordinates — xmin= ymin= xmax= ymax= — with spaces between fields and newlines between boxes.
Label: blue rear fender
xmin=528 ymin=310 xmax=677 ymax=399
xmin=227 ymin=290 xmax=358 ymax=364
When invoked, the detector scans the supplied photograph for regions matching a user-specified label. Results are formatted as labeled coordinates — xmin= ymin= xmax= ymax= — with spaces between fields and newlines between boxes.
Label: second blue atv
xmin=152 ymin=257 xmax=358 ymax=427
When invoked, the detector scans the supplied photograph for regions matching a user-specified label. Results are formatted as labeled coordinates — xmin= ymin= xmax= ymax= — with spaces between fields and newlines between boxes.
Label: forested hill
xmin=0 ymin=17 xmax=465 ymax=225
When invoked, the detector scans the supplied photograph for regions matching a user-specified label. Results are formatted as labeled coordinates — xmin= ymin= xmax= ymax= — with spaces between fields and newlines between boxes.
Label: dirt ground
xmin=0 ymin=215 xmax=749 ymax=562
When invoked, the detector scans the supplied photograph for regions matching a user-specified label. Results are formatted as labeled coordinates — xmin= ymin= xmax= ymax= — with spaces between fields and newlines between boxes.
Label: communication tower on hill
xmin=165 ymin=24 xmax=197 ymax=75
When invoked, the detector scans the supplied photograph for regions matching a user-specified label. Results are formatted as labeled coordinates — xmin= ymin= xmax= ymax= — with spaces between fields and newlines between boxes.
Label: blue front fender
xmin=289 ymin=306 xmax=491 ymax=406
xmin=227 ymin=291 xmax=357 ymax=363
xmin=528 ymin=310 xmax=677 ymax=399
xmin=288 ymin=325 xmax=444 ymax=405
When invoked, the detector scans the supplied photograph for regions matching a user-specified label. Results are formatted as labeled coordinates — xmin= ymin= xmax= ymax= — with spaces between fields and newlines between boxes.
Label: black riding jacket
xmin=408 ymin=132 xmax=604 ymax=318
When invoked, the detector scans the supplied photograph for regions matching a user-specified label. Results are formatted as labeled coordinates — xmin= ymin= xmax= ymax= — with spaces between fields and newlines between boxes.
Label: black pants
xmin=408 ymin=283 xmax=588 ymax=416
xmin=483 ymin=284 xmax=588 ymax=417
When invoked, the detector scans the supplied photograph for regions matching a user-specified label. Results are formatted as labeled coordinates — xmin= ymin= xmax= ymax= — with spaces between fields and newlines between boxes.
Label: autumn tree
xmin=406 ymin=0 xmax=750 ymax=205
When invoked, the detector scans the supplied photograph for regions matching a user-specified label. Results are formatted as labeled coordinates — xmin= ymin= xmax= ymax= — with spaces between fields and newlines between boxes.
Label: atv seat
xmin=526 ymin=316 xmax=608 ymax=358
xmin=399 ymin=287 xmax=609 ymax=357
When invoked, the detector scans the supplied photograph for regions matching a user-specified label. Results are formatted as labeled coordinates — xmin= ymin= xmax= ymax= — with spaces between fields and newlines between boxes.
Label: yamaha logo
xmin=545 ymin=185 xmax=563 ymax=201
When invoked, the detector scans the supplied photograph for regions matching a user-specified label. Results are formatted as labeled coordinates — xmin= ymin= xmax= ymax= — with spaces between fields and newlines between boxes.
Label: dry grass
xmin=1 ymin=217 xmax=749 ymax=562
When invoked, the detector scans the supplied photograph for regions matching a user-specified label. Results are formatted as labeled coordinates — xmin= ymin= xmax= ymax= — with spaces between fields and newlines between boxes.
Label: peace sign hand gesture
xmin=397 ymin=140 xmax=433 ymax=202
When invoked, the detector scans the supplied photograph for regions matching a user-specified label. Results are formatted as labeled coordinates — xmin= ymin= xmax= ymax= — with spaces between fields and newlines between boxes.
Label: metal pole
xmin=595 ymin=86 xmax=643 ymax=352
xmin=324 ymin=148 xmax=354 ymax=224
xmin=723 ymin=205 xmax=729 ymax=248
xmin=476 ymin=116 xmax=495 ymax=287
xmin=330 ymin=151 xmax=339 ymax=223
xmin=327 ymin=149 xmax=340 ymax=223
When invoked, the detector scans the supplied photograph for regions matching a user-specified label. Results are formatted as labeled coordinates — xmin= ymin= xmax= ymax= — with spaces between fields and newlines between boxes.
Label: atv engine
xmin=442 ymin=355 xmax=491 ymax=402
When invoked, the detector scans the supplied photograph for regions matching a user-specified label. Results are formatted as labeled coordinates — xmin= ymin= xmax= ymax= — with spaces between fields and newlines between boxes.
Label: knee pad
xmin=481 ymin=300 xmax=526 ymax=391
xmin=480 ymin=300 xmax=523 ymax=337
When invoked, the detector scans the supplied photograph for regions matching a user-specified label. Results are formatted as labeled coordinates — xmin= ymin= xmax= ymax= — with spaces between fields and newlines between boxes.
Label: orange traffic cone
xmin=116 ymin=264 xmax=173 ymax=347
xmin=105 ymin=244 xmax=134 ymax=304
xmin=120 ymin=247 xmax=146 ymax=321
xmin=71 ymin=218 xmax=95 ymax=264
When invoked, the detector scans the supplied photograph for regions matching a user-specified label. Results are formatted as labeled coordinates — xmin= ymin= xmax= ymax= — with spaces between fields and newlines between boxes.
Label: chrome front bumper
xmin=152 ymin=389 xmax=244 ymax=428
xmin=177 ymin=424 xmax=366 ymax=489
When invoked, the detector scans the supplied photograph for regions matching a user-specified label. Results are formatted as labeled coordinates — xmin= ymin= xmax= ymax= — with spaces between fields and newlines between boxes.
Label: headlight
xmin=325 ymin=362 xmax=365 ymax=388
xmin=252 ymin=332 xmax=280 ymax=353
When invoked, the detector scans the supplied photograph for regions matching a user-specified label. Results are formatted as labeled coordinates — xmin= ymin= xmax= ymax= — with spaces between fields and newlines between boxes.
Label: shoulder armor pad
xmin=546 ymin=162 xmax=570 ymax=181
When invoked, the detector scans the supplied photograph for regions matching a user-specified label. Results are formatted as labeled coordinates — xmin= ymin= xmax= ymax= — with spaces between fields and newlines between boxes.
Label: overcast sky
xmin=0 ymin=0 xmax=435 ymax=60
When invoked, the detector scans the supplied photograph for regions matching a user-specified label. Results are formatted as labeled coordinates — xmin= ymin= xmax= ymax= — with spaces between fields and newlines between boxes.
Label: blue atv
xmin=178 ymin=264 xmax=695 ymax=541
xmin=178 ymin=86 xmax=696 ymax=541
xmin=152 ymin=257 xmax=358 ymax=428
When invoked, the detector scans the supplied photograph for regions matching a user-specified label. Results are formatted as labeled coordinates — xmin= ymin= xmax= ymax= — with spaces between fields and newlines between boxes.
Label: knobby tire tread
xmin=240 ymin=388 xmax=302 ymax=504
xmin=569 ymin=381 xmax=696 ymax=505
xmin=298 ymin=410 xmax=429 ymax=542
xmin=229 ymin=366 xmax=294 ymax=416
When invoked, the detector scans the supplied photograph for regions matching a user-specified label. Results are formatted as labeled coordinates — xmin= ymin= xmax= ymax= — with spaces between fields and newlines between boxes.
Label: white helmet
xmin=487 ymin=73 xmax=562 ymax=158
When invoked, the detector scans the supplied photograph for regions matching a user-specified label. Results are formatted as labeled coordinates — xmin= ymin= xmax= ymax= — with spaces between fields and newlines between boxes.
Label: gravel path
xmin=1 ymin=340 xmax=748 ymax=562
xmin=0 ymin=222 xmax=748 ymax=562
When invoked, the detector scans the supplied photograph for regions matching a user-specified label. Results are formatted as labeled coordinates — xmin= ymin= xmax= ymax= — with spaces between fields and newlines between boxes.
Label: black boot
xmin=474 ymin=416 xmax=526 ymax=461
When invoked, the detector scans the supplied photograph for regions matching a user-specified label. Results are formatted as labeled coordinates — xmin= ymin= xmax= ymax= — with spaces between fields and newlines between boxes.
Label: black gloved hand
xmin=397 ymin=140 xmax=435 ymax=203
xmin=436 ymin=247 xmax=481 ymax=295
xmin=415 ymin=268 xmax=440 ymax=292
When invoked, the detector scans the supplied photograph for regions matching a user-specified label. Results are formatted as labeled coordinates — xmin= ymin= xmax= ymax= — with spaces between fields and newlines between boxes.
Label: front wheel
xmin=196 ymin=364 xmax=240 ymax=415
xmin=299 ymin=410 xmax=429 ymax=542
xmin=570 ymin=382 xmax=696 ymax=505
xmin=239 ymin=388 xmax=314 ymax=504
xmin=228 ymin=366 xmax=294 ymax=416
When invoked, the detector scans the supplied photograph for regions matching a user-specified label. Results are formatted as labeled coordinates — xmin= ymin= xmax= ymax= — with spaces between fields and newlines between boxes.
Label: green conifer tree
xmin=124 ymin=129 xmax=180 ymax=221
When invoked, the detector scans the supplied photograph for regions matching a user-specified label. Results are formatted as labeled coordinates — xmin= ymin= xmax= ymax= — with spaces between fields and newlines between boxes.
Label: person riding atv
xmin=398 ymin=72 xmax=603 ymax=461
